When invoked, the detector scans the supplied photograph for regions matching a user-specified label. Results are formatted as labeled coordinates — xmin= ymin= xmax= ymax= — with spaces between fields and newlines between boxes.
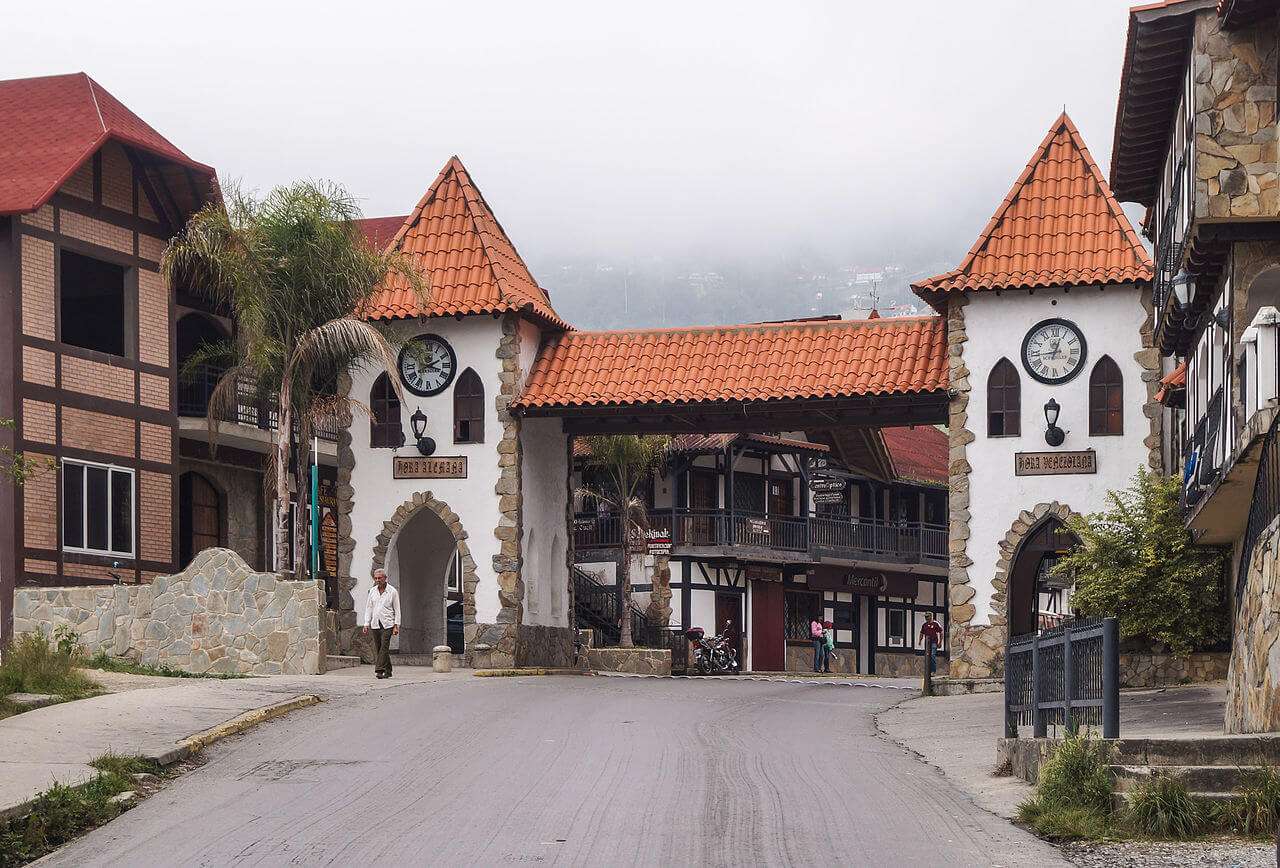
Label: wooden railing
xmin=572 ymin=508 xmax=947 ymax=566
xmin=178 ymin=362 xmax=339 ymax=442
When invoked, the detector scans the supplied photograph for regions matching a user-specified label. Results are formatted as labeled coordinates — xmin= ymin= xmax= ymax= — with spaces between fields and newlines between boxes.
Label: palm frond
xmin=289 ymin=317 xmax=402 ymax=397
xmin=202 ymin=364 xmax=255 ymax=452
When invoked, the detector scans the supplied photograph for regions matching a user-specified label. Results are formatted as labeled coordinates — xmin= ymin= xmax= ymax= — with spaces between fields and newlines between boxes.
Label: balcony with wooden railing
xmin=573 ymin=507 xmax=947 ymax=567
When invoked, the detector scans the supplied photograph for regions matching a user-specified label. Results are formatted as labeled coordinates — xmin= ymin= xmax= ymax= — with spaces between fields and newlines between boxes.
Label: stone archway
xmin=950 ymin=501 xmax=1079 ymax=678
xmin=990 ymin=501 xmax=1078 ymax=637
xmin=369 ymin=491 xmax=478 ymax=651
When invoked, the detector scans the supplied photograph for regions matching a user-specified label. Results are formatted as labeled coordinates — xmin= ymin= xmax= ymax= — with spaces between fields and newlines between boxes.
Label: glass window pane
xmin=111 ymin=470 xmax=133 ymax=554
xmin=86 ymin=466 xmax=109 ymax=551
xmin=63 ymin=463 xmax=84 ymax=549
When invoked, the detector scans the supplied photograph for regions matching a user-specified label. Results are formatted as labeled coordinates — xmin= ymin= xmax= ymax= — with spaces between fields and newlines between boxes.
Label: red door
xmin=751 ymin=581 xmax=785 ymax=672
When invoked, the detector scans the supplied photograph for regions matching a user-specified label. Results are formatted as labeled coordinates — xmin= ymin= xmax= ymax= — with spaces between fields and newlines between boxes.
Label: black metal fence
xmin=1004 ymin=617 xmax=1119 ymax=739
xmin=1238 ymin=410 xmax=1280 ymax=605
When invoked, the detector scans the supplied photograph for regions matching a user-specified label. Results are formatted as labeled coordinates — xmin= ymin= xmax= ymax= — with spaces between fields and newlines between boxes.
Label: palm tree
xmin=163 ymin=181 xmax=426 ymax=575
xmin=578 ymin=434 xmax=671 ymax=647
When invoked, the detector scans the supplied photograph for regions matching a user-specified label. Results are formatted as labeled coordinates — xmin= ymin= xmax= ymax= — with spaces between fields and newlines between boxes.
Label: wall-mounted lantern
xmin=410 ymin=408 xmax=436 ymax=456
xmin=1043 ymin=398 xmax=1065 ymax=447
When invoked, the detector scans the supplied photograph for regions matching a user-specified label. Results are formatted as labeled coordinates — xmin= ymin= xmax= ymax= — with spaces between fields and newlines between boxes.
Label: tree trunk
xmin=274 ymin=393 xmax=292 ymax=574
xmin=618 ymin=542 xmax=633 ymax=648
xmin=294 ymin=446 xmax=310 ymax=580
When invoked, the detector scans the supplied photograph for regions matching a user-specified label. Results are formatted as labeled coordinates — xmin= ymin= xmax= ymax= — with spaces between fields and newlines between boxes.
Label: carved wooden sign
xmin=393 ymin=455 xmax=468 ymax=479
xmin=1014 ymin=451 xmax=1097 ymax=476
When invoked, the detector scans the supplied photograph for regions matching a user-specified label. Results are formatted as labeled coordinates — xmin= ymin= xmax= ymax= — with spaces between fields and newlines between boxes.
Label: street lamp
xmin=410 ymin=408 xmax=436 ymax=456
xmin=1043 ymin=398 xmax=1065 ymax=447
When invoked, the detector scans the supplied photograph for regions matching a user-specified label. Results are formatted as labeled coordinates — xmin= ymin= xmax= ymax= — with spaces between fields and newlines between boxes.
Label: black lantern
xmin=410 ymin=408 xmax=436 ymax=456
xmin=1043 ymin=398 xmax=1065 ymax=447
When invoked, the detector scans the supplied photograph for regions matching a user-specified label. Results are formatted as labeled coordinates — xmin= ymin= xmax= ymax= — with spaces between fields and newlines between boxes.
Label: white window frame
xmin=61 ymin=458 xmax=135 ymax=558
xmin=886 ymin=607 xmax=907 ymax=647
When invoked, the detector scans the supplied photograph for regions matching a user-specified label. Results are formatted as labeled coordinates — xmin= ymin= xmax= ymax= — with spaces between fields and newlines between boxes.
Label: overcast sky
xmin=5 ymin=0 xmax=1140 ymax=267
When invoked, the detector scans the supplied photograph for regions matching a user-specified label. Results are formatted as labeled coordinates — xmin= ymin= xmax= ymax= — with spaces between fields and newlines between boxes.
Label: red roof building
xmin=0 ymin=72 xmax=215 ymax=218
xmin=913 ymin=113 xmax=1152 ymax=306
xmin=880 ymin=426 xmax=948 ymax=487
xmin=360 ymin=156 xmax=569 ymax=330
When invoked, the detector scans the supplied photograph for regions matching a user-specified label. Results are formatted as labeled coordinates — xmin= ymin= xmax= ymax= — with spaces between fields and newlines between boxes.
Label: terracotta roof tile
xmin=572 ymin=432 xmax=830 ymax=458
xmin=361 ymin=157 xmax=568 ymax=330
xmin=516 ymin=316 xmax=947 ymax=410
xmin=0 ymin=72 xmax=215 ymax=215
xmin=1155 ymin=360 xmax=1187 ymax=402
xmin=356 ymin=214 xmax=409 ymax=252
xmin=880 ymin=426 xmax=948 ymax=487
xmin=913 ymin=113 xmax=1152 ymax=302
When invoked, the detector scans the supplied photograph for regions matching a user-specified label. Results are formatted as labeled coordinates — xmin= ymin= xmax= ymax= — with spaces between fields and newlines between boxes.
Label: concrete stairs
xmin=323 ymin=655 xmax=361 ymax=672
xmin=1106 ymin=737 xmax=1280 ymax=806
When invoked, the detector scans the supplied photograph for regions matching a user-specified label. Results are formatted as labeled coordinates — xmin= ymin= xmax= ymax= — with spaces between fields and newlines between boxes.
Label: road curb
xmin=473 ymin=668 xmax=588 ymax=678
xmin=595 ymin=672 xmax=918 ymax=689
xmin=0 ymin=694 xmax=322 ymax=823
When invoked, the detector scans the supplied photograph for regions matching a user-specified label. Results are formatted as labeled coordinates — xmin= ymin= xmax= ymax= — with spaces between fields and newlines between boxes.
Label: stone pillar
xmin=432 ymin=645 xmax=452 ymax=673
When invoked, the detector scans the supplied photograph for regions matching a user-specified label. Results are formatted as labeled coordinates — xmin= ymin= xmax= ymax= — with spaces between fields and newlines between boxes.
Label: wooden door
xmin=690 ymin=471 xmax=718 ymax=544
xmin=716 ymin=592 xmax=742 ymax=670
xmin=750 ymin=581 xmax=784 ymax=671
xmin=179 ymin=472 xmax=222 ymax=567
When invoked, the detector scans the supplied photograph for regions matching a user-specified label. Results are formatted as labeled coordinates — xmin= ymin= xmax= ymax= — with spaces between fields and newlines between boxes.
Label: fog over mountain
xmin=5 ymin=1 xmax=1145 ymax=329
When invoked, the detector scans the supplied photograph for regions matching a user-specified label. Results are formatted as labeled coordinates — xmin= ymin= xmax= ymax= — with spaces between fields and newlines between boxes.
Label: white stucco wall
xmin=964 ymin=285 xmax=1151 ymax=624
xmin=521 ymin=416 xmax=569 ymax=627
xmin=348 ymin=317 xmax=507 ymax=626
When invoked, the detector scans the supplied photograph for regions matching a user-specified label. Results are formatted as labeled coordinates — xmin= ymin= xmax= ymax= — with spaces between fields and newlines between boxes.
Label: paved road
xmin=45 ymin=675 xmax=1067 ymax=867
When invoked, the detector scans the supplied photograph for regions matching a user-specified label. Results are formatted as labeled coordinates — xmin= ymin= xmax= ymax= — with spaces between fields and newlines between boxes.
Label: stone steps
xmin=323 ymin=655 xmax=361 ymax=671
xmin=1108 ymin=736 xmax=1280 ymax=768
xmin=1110 ymin=764 xmax=1250 ymax=794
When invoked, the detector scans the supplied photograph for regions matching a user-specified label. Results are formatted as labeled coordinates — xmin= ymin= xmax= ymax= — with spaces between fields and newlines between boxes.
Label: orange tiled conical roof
xmin=913 ymin=113 xmax=1152 ymax=302
xmin=515 ymin=316 xmax=947 ymax=410
xmin=362 ymin=156 xmax=568 ymax=330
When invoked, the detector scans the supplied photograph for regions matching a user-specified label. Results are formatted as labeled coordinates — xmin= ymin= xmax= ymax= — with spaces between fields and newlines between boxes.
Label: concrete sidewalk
xmin=0 ymin=665 xmax=462 ymax=818
xmin=875 ymin=682 xmax=1230 ymax=819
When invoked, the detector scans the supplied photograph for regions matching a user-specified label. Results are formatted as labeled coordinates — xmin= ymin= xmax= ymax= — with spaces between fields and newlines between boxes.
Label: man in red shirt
xmin=919 ymin=614 xmax=944 ymax=675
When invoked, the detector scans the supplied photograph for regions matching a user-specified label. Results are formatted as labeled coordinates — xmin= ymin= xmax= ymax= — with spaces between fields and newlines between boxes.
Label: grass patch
xmin=1126 ymin=773 xmax=1205 ymax=838
xmin=1017 ymin=732 xmax=1118 ymax=841
xmin=0 ymin=634 xmax=99 ymax=720
xmin=0 ymin=753 xmax=167 ymax=866
xmin=1220 ymin=767 xmax=1280 ymax=838
xmin=80 ymin=651 xmax=248 ymax=680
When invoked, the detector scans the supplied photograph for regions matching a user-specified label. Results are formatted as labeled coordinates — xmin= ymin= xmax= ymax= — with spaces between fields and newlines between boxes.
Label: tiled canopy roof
xmin=0 ymin=72 xmax=215 ymax=216
xmin=913 ymin=113 xmax=1152 ymax=302
xmin=516 ymin=316 xmax=948 ymax=410
xmin=880 ymin=425 xmax=948 ymax=487
xmin=572 ymin=432 xmax=830 ymax=458
xmin=360 ymin=156 xmax=568 ymax=330
xmin=1155 ymin=360 xmax=1187 ymax=403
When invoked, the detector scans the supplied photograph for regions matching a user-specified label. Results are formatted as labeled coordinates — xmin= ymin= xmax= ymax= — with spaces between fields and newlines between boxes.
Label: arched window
xmin=1089 ymin=356 xmax=1124 ymax=436
xmin=987 ymin=358 xmax=1021 ymax=436
xmin=370 ymin=373 xmax=404 ymax=448
xmin=454 ymin=368 xmax=485 ymax=443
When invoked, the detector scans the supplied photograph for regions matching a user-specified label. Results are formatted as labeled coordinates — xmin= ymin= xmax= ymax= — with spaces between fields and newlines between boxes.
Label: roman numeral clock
xmin=1021 ymin=318 xmax=1087 ymax=385
xmin=399 ymin=334 xmax=457 ymax=396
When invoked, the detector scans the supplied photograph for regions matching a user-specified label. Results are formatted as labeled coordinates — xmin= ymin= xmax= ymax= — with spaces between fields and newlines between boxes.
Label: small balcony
xmin=178 ymin=363 xmax=340 ymax=446
xmin=572 ymin=507 xmax=947 ymax=568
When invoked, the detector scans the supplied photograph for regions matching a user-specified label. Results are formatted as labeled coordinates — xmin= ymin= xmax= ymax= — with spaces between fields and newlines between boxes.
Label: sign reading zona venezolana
xmin=393 ymin=456 xmax=468 ymax=479
xmin=1014 ymin=450 xmax=1097 ymax=476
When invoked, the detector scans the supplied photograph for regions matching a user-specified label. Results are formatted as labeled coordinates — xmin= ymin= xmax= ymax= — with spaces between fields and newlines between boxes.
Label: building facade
xmin=914 ymin=114 xmax=1159 ymax=678
xmin=572 ymin=427 xmax=949 ymax=674
xmin=1112 ymin=0 xmax=1280 ymax=731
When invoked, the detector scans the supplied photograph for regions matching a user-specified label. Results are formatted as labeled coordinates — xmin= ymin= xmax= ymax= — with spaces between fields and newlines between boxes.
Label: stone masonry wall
xmin=1120 ymin=651 xmax=1230 ymax=689
xmin=1227 ymin=517 xmax=1280 ymax=732
xmin=13 ymin=548 xmax=322 ymax=675
xmin=874 ymin=651 xmax=951 ymax=678
xmin=1194 ymin=10 xmax=1279 ymax=220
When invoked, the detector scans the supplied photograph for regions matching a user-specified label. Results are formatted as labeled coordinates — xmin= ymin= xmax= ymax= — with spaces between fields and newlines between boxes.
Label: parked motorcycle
xmin=686 ymin=623 xmax=739 ymax=675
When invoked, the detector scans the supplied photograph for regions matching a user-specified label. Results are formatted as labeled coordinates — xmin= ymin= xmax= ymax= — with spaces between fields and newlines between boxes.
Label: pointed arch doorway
xmin=1007 ymin=516 xmax=1080 ymax=636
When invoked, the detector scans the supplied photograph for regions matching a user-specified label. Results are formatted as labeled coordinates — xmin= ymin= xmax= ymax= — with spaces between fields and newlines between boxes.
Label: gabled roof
xmin=360 ymin=156 xmax=568 ymax=330
xmin=0 ymin=72 xmax=215 ymax=216
xmin=356 ymin=214 xmax=408 ymax=252
xmin=515 ymin=316 xmax=948 ymax=411
xmin=880 ymin=425 xmax=948 ymax=487
xmin=913 ymin=113 xmax=1152 ymax=304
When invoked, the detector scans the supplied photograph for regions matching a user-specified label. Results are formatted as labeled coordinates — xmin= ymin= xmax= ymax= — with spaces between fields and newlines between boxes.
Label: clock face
xmin=1021 ymin=318 xmax=1087 ymax=384
xmin=398 ymin=334 xmax=457 ymax=396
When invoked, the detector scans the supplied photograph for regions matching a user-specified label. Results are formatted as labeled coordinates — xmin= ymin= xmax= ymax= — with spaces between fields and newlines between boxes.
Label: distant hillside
xmin=530 ymin=255 xmax=954 ymax=330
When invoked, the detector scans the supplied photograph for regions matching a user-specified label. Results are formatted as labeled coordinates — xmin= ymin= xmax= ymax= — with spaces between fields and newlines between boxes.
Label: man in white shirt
xmin=362 ymin=568 xmax=400 ymax=678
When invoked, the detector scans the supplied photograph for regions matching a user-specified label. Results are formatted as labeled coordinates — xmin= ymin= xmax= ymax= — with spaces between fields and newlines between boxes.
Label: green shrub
xmin=82 ymin=651 xmax=246 ymax=680
xmin=0 ymin=633 xmax=98 ymax=699
xmin=1016 ymin=733 xmax=1116 ymax=840
xmin=1125 ymin=773 xmax=1205 ymax=838
xmin=1230 ymin=767 xmax=1280 ymax=837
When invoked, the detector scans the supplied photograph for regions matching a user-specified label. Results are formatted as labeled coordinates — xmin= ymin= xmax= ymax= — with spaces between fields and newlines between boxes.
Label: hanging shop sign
xmin=806 ymin=566 xmax=919 ymax=597
xmin=1014 ymin=451 xmax=1097 ymax=477
xmin=745 ymin=566 xmax=783 ymax=583
xmin=645 ymin=527 xmax=672 ymax=555
xmin=744 ymin=517 xmax=770 ymax=536
xmin=393 ymin=455 xmax=468 ymax=479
